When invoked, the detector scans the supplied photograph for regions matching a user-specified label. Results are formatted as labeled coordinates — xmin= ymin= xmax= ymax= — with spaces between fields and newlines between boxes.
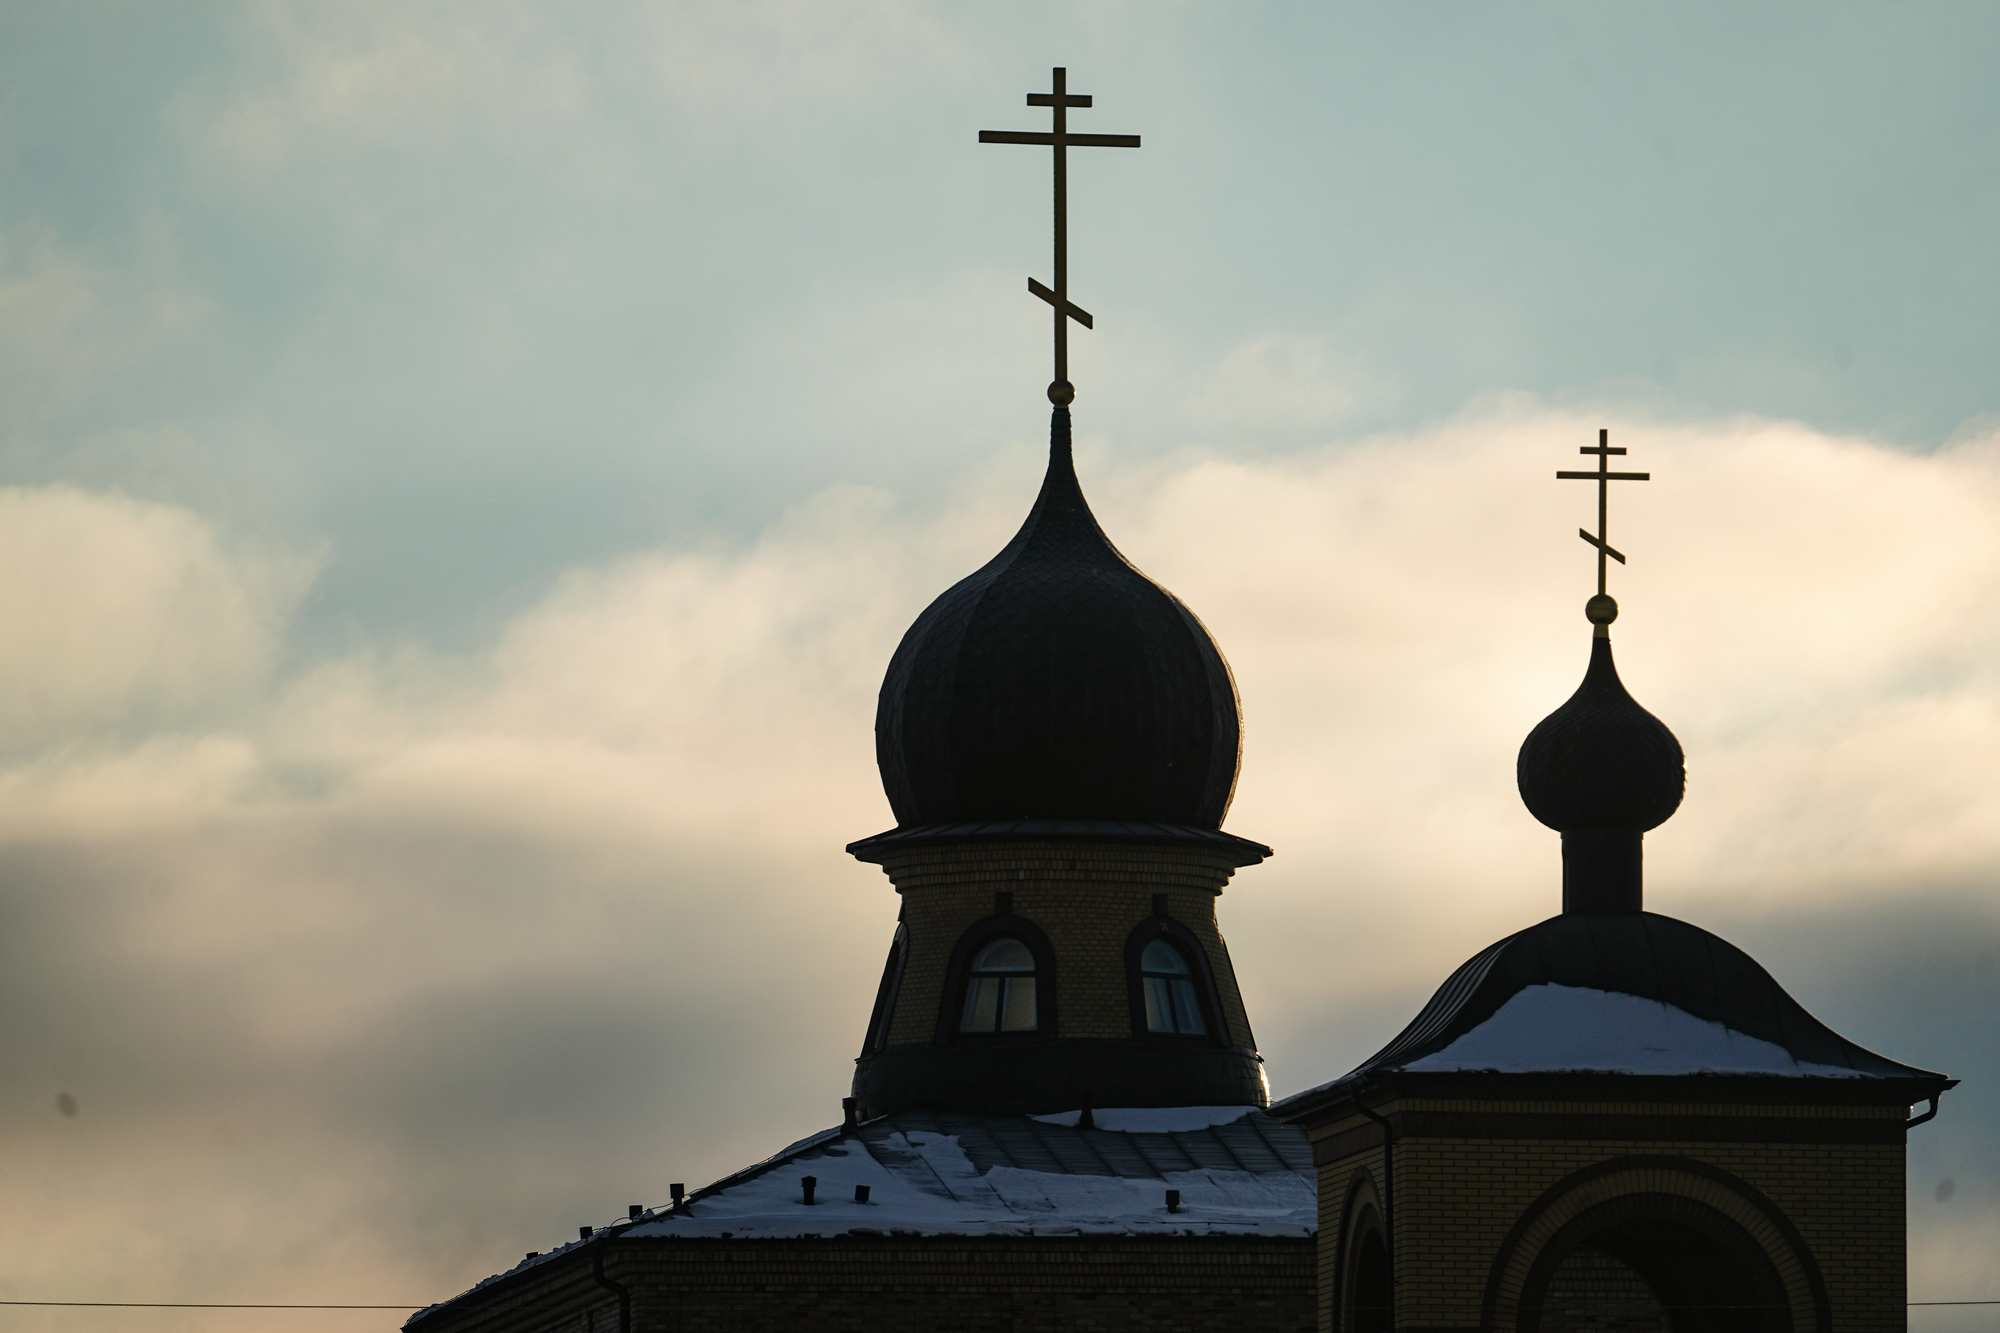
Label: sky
xmin=0 ymin=2 xmax=1997 ymax=1329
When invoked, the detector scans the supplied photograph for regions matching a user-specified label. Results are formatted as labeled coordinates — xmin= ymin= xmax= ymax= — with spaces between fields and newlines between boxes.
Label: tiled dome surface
xmin=875 ymin=410 xmax=1240 ymax=827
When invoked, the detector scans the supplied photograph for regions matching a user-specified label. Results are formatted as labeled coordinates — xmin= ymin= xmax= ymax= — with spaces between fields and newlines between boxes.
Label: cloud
xmin=1 ymin=404 xmax=1997 ymax=1323
xmin=0 ymin=486 xmax=312 ymax=755
xmin=1183 ymin=336 xmax=1386 ymax=441
xmin=0 ymin=231 xmax=208 ymax=439
xmin=193 ymin=0 xmax=968 ymax=198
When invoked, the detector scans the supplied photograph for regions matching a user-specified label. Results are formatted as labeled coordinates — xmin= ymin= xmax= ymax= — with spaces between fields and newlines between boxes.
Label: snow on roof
xmin=1402 ymin=984 xmax=1870 ymax=1077
xmin=1029 ymin=1105 xmax=1258 ymax=1132
xmin=624 ymin=1107 xmax=1313 ymax=1242
xmin=409 ymin=1107 xmax=1314 ymax=1324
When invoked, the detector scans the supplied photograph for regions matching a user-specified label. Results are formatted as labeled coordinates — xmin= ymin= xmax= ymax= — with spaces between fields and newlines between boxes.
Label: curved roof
xmin=873 ymin=408 xmax=1241 ymax=828
xmin=1274 ymin=912 xmax=1947 ymax=1112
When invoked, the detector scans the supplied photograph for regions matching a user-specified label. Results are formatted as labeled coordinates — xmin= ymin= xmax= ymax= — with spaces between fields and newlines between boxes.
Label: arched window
xmin=1348 ymin=1224 xmax=1392 ymax=1333
xmin=959 ymin=938 xmax=1038 ymax=1033
xmin=863 ymin=923 xmax=908 ymax=1052
xmin=1140 ymin=938 xmax=1207 ymax=1035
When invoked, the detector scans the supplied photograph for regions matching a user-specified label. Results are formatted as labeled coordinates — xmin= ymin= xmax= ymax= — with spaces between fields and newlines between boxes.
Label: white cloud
xmin=9 ymin=405 xmax=1999 ymax=1001
xmin=0 ymin=486 xmax=311 ymax=753
xmin=2 ymin=405 xmax=1998 ymax=1314
xmin=1184 ymin=336 xmax=1386 ymax=440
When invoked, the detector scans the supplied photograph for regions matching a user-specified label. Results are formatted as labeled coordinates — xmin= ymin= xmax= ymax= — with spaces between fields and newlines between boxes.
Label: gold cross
xmin=980 ymin=67 xmax=1140 ymax=405
xmin=1557 ymin=428 xmax=1650 ymax=599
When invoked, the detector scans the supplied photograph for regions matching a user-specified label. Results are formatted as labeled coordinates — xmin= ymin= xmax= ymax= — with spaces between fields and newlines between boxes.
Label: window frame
xmin=938 ymin=915 xmax=1056 ymax=1044
xmin=1124 ymin=917 xmax=1226 ymax=1044
xmin=861 ymin=920 xmax=909 ymax=1053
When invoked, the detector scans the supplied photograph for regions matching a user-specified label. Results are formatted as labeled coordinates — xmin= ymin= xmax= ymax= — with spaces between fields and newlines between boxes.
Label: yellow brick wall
xmin=1310 ymin=1099 xmax=1907 ymax=1333
xmin=869 ymin=843 xmax=1256 ymax=1049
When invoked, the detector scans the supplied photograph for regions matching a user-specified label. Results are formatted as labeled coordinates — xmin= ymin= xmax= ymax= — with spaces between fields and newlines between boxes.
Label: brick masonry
xmin=1302 ymin=1095 xmax=1909 ymax=1333
xmin=411 ymin=1234 xmax=1316 ymax=1333
xmin=869 ymin=842 xmax=1258 ymax=1051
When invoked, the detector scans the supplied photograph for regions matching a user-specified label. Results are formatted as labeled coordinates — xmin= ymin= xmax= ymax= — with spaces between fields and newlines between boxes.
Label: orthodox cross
xmin=980 ymin=67 xmax=1140 ymax=405
xmin=1557 ymin=428 xmax=1649 ymax=607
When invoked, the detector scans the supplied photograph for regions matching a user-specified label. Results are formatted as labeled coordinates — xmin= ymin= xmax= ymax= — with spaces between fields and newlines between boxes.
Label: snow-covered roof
xmin=1401 ymin=984 xmax=1869 ymax=1076
xmin=626 ymin=1105 xmax=1314 ymax=1241
xmin=1271 ymin=912 xmax=1949 ymax=1118
xmin=410 ymin=1105 xmax=1313 ymax=1326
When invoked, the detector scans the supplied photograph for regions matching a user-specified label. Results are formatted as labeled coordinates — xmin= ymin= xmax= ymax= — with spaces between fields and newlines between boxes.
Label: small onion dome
xmin=1517 ymin=634 xmax=1684 ymax=834
xmin=873 ymin=409 xmax=1240 ymax=827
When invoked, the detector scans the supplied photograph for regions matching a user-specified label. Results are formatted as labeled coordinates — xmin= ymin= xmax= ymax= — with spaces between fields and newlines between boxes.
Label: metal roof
xmin=1274 ymin=911 xmax=1951 ymax=1115
xmin=872 ymin=408 xmax=1243 ymax=831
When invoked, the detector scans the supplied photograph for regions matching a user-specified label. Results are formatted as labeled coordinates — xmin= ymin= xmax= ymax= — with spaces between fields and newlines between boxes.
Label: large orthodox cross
xmin=1557 ymin=428 xmax=1650 ymax=599
xmin=980 ymin=67 xmax=1140 ymax=404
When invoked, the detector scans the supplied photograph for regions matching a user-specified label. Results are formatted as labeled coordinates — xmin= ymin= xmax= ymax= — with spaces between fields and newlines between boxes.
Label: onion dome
xmin=1517 ymin=633 xmax=1685 ymax=835
xmin=870 ymin=408 xmax=1241 ymax=833
xmin=1517 ymin=603 xmax=1685 ymax=914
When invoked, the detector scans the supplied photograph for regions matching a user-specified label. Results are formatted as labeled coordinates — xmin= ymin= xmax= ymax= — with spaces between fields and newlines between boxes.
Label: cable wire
xmin=0 ymin=1302 xmax=422 ymax=1309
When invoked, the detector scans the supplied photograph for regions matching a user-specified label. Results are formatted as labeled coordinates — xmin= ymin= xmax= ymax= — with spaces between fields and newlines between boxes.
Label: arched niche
xmin=1483 ymin=1157 xmax=1830 ymax=1333
xmin=1335 ymin=1168 xmax=1393 ymax=1333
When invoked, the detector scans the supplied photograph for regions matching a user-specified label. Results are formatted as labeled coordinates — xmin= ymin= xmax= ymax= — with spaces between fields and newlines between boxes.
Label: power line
xmin=0 ymin=1302 xmax=422 ymax=1310
xmin=0 ymin=1298 xmax=1992 ymax=1311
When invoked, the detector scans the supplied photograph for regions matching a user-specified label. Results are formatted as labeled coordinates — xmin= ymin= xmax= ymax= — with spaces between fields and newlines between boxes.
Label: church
xmin=405 ymin=70 xmax=1953 ymax=1333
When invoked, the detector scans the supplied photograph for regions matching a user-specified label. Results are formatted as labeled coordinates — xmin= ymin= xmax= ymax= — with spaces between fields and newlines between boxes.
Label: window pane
xmin=974 ymin=938 xmax=1035 ymax=972
xmin=1142 ymin=939 xmax=1189 ymax=975
xmin=1000 ymin=977 xmax=1037 ymax=1031
xmin=961 ymin=976 xmax=1001 ymax=1032
xmin=1144 ymin=976 xmax=1173 ymax=1032
xmin=1171 ymin=978 xmax=1206 ymax=1035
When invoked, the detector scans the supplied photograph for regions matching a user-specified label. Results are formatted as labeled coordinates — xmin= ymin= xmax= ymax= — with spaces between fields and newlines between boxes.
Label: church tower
xmin=846 ymin=403 xmax=1271 ymax=1117
xmin=408 ymin=68 xmax=1321 ymax=1333
xmin=845 ymin=67 xmax=1271 ymax=1119
xmin=1273 ymin=433 xmax=1953 ymax=1333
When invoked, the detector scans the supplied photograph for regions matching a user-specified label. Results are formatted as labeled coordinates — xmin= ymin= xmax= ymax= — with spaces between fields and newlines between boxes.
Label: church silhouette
xmin=406 ymin=69 xmax=1953 ymax=1333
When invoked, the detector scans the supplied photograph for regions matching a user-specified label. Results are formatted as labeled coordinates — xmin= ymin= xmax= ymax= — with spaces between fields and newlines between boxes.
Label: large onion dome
xmin=872 ymin=408 xmax=1241 ymax=831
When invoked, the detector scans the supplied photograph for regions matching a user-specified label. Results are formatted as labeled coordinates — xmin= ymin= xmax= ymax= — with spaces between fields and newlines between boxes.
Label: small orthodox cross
xmin=980 ymin=68 xmax=1140 ymax=405
xmin=1557 ymin=428 xmax=1649 ymax=615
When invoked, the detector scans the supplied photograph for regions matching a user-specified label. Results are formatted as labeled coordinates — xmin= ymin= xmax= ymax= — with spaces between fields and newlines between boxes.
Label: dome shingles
xmin=874 ymin=409 xmax=1240 ymax=829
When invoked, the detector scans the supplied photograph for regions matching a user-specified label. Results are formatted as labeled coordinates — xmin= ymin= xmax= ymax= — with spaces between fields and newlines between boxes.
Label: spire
xmin=1517 ymin=430 xmax=1684 ymax=914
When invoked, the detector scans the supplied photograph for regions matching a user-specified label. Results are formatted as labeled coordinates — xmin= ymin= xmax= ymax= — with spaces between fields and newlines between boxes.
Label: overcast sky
xmin=2 ymin=4 xmax=1998 ymax=1330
